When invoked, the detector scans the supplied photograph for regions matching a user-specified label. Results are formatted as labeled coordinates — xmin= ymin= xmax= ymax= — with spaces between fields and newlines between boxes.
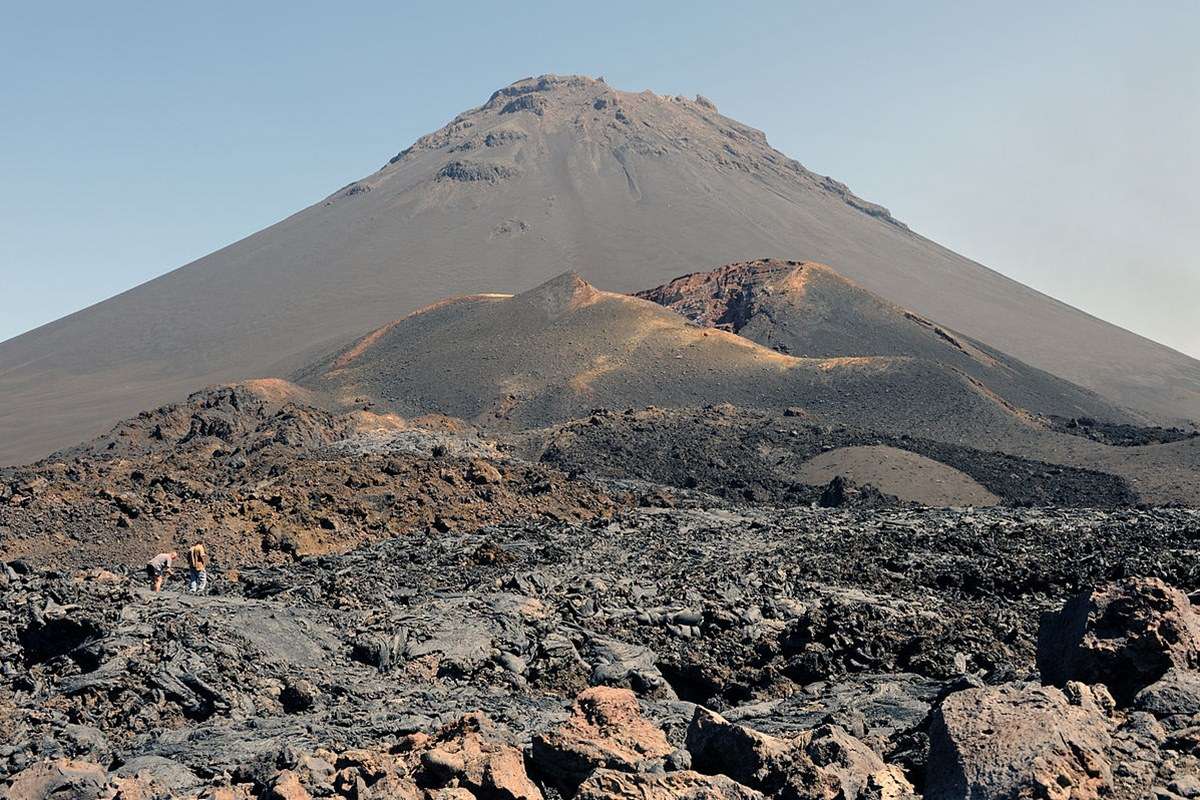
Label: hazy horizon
xmin=2 ymin=1 xmax=1197 ymax=359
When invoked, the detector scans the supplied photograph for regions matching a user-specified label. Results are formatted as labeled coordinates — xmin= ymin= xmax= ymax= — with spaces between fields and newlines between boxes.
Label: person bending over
xmin=145 ymin=551 xmax=177 ymax=592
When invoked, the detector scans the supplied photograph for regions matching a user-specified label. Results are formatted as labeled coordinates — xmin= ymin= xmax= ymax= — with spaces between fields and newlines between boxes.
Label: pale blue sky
xmin=2 ymin=1 xmax=1197 ymax=356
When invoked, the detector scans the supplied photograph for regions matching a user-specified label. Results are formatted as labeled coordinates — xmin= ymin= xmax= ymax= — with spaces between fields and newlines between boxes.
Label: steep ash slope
xmin=296 ymin=272 xmax=1042 ymax=450
xmin=3 ymin=74 xmax=1198 ymax=464
xmin=638 ymin=259 xmax=1138 ymax=423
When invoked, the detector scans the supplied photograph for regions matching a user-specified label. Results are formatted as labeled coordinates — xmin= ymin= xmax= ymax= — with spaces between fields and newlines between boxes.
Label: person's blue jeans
xmin=187 ymin=569 xmax=208 ymax=594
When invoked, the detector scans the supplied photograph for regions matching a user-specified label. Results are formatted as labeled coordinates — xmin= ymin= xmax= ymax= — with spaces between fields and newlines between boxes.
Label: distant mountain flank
xmin=2 ymin=73 xmax=1198 ymax=464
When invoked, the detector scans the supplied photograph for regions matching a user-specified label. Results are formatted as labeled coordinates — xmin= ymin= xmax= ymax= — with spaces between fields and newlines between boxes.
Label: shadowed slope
xmin=3 ymin=74 xmax=1198 ymax=463
xmin=296 ymin=272 xmax=1041 ymax=449
xmin=637 ymin=259 xmax=1136 ymax=422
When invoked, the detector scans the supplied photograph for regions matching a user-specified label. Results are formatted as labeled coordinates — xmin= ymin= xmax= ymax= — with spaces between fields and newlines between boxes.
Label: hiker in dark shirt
xmin=145 ymin=551 xmax=177 ymax=592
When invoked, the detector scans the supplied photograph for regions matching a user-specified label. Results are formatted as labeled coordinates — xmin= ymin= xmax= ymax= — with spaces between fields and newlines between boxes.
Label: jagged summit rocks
xmin=4 ymin=74 xmax=1200 ymax=464
xmin=387 ymin=75 xmax=903 ymax=226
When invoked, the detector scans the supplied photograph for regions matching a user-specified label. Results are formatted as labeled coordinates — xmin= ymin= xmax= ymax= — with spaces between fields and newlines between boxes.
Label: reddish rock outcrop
xmin=266 ymin=770 xmax=312 ymax=800
xmin=3 ymin=759 xmax=108 ymax=800
xmin=575 ymin=768 xmax=765 ymax=800
xmin=1037 ymin=578 xmax=1200 ymax=704
xmin=926 ymin=682 xmax=1114 ymax=800
xmin=530 ymin=687 xmax=672 ymax=788
xmin=201 ymin=785 xmax=256 ymax=800
xmin=685 ymin=707 xmax=913 ymax=800
xmin=413 ymin=714 xmax=541 ymax=800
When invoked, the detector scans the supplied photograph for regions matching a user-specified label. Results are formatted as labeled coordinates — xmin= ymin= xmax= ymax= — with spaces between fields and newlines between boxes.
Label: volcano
xmin=294 ymin=270 xmax=1041 ymax=449
xmin=2 ymin=74 xmax=1198 ymax=464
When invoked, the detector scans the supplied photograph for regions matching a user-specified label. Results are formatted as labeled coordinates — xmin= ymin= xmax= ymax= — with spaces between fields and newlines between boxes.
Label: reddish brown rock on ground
xmin=685 ymin=707 xmax=913 ymax=800
xmin=200 ymin=788 xmax=255 ymax=800
xmin=925 ymin=682 xmax=1115 ymax=800
xmin=1038 ymin=577 xmax=1200 ymax=704
xmin=575 ymin=768 xmax=766 ymax=800
xmin=3 ymin=759 xmax=109 ymax=800
xmin=530 ymin=686 xmax=673 ymax=788
xmin=266 ymin=770 xmax=312 ymax=800
xmin=413 ymin=713 xmax=542 ymax=800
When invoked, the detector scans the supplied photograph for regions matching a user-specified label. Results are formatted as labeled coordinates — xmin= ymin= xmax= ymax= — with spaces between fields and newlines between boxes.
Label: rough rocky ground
xmin=4 ymin=382 xmax=1170 ymax=578
xmin=3 ymin=499 xmax=1199 ymax=798
xmin=1046 ymin=415 xmax=1200 ymax=448
xmin=0 ymin=383 xmax=620 ymax=571
xmin=3 ymin=382 xmax=1200 ymax=798
xmin=531 ymin=406 xmax=1140 ymax=508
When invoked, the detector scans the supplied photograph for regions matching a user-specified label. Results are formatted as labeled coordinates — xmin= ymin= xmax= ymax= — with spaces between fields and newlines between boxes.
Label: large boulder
xmin=685 ymin=707 xmax=913 ymax=800
xmin=530 ymin=687 xmax=672 ymax=788
xmin=3 ymin=759 xmax=108 ymax=800
xmin=1037 ymin=578 xmax=1200 ymax=704
xmin=575 ymin=769 xmax=765 ymax=800
xmin=1133 ymin=668 xmax=1200 ymax=720
xmin=926 ymin=682 xmax=1114 ymax=800
xmin=266 ymin=770 xmax=313 ymax=800
xmin=415 ymin=713 xmax=542 ymax=800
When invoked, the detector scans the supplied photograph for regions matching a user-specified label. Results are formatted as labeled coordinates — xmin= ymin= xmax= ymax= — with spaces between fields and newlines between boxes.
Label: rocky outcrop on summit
xmin=436 ymin=159 xmax=519 ymax=183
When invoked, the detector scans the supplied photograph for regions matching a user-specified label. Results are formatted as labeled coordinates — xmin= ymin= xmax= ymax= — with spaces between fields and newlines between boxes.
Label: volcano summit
xmin=2 ymin=74 xmax=1199 ymax=465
